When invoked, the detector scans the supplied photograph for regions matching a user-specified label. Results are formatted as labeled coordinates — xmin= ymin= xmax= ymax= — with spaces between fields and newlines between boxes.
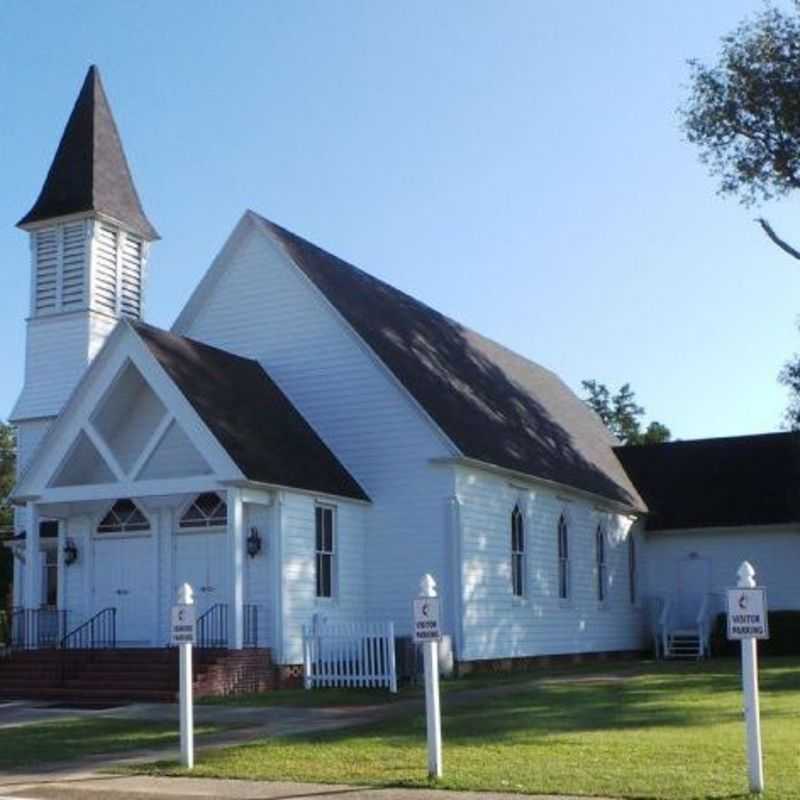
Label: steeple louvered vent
xmin=33 ymin=222 xmax=87 ymax=315
xmin=121 ymin=234 xmax=143 ymax=318
xmin=34 ymin=229 xmax=59 ymax=312
xmin=61 ymin=222 xmax=86 ymax=308
xmin=94 ymin=224 xmax=119 ymax=314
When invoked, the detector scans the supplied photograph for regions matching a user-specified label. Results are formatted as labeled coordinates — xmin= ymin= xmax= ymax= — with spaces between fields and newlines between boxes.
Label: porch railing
xmin=197 ymin=603 xmax=228 ymax=648
xmin=303 ymin=619 xmax=397 ymax=692
xmin=10 ymin=608 xmax=68 ymax=649
xmin=61 ymin=608 xmax=116 ymax=650
xmin=244 ymin=604 xmax=258 ymax=648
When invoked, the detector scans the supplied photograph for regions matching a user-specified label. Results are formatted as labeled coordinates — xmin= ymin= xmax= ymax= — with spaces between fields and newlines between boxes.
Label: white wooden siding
xmin=644 ymin=526 xmax=800 ymax=612
xmin=138 ymin=421 xmax=211 ymax=479
xmin=178 ymin=224 xmax=457 ymax=637
xmin=244 ymin=503 xmax=273 ymax=648
xmin=278 ymin=493 xmax=368 ymax=664
xmin=16 ymin=419 xmax=52 ymax=473
xmin=456 ymin=465 xmax=645 ymax=661
xmin=12 ymin=314 xmax=96 ymax=421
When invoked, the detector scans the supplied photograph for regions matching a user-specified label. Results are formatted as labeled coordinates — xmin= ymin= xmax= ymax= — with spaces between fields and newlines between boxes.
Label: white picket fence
xmin=302 ymin=619 xmax=397 ymax=692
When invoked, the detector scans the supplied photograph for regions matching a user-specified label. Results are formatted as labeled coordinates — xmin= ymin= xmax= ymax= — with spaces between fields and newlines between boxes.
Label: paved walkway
xmin=0 ymin=775 xmax=613 ymax=800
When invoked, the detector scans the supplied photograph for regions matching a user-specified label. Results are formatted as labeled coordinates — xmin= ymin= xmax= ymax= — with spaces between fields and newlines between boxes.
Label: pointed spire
xmin=18 ymin=65 xmax=159 ymax=240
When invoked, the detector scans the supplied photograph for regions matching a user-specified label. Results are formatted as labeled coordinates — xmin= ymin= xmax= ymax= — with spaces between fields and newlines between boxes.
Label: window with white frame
xmin=628 ymin=534 xmax=637 ymax=605
xmin=315 ymin=505 xmax=335 ymax=599
xmin=557 ymin=514 xmax=569 ymax=600
xmin=511 ymin=505 xmax=525 ymax=597
xmin=97 ymin=499 xmax=150 ymax=533
xmin=596 ymin=525 xmax=606 ymax=603
xmin=180 ymin=493 xmax=228 ymax=529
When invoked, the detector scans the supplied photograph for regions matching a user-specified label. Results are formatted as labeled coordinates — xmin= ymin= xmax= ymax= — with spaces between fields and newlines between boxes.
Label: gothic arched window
xmin=557 ymin=514 xmax=569 ymax=600
xmin=511 ymin=505 xmax=525 ymax=597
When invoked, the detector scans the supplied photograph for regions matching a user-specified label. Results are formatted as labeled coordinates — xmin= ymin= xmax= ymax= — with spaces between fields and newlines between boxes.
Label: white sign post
xmin=414 ymin=574 xmax=442 ymax=779
xmin=172 ymin=583 xmax=196 ymax=770
xmin=727 ymin=562 xmax=766 ymax=794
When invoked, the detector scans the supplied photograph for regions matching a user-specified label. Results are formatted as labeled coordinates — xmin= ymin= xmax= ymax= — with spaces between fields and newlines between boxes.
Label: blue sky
xmin=2 ymin=0 xmax=799 ymax=440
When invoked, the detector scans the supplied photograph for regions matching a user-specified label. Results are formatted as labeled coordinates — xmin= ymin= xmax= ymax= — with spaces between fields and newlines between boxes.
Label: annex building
xmin=4 ymin=67 xmax=797 ymax=697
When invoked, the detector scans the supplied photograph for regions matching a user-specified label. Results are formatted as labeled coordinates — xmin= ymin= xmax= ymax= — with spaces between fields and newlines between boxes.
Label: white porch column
xmin=228 ymin=488 xmax=245 ymax=649
xmin=23 ymin=503 xmax=41 ymax=613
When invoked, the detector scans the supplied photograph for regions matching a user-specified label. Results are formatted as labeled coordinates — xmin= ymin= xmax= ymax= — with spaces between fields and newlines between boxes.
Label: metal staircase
xmin=656 ymin=594 xmax=716 ymax=660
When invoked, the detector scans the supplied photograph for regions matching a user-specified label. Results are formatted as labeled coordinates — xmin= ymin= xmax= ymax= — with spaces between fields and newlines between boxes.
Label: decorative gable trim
xmin=11 ymin=320 xmax=243 ymax=502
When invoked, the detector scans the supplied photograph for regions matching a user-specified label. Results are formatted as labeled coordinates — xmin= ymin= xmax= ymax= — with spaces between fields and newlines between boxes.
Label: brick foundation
xmin=454 ymin=648 xmax=643 ymax=676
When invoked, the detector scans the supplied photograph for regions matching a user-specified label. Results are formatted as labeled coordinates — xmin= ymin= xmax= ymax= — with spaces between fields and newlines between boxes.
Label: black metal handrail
xmin=244 ymin=604 xmax=258 ymax=648
xmin=197 ymin=603 xmax=228 ymax=648
xmin=10 ymin=608 xmax=68 ymax=649
xmin=61 ymin=607 xmax=116 ymax=650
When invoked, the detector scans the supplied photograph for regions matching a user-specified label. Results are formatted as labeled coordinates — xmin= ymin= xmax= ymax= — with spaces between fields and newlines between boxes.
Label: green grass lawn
xmin=0 ymin=717 xmax=224 ymax=769
xmin=129 ymin=657 xmax=800 ymax=799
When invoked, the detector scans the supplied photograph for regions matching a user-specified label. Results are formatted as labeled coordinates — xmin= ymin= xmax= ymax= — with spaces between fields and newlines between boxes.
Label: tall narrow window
xmin=511 ymin=505 xmax=525 ymax=597
xmin=557 ymin=514 xmax=569 ymax=600
xmin=315 ymin=506 xmax=335 ymax=599
xmin=596 ymin=525 xmax=606 ymax=603
xmin=628 ymin=535 xmax=637 ymax=605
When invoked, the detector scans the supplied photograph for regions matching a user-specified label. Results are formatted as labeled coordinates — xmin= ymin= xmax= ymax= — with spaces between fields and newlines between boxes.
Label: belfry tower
xmin=12 ymin=66 xmax=159 ymax=474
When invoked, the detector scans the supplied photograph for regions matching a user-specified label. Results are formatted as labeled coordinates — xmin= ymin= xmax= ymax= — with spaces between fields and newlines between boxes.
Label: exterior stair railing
xmin=9 ymin=608 xmax=68 ymax=650
xmin=197 ymin=603 xmax=228 ymax=648
xmin=61 ymin=608 xmax=116 ymax=650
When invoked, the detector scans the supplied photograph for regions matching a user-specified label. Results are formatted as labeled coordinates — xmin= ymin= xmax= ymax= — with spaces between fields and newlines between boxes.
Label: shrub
xmin=710 ymin=610 xmax=800 ymax=657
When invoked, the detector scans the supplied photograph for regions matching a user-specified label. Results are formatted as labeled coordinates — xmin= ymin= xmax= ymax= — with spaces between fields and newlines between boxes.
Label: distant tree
xmin=581 ymin=380 xmax=671 ymax=445
xmin=0 ymin=422 xmax=15 ymax=613
xmin=779 ymin=328 xmax=800 ymax=429
xmin=680 ymin=2 xmax=800 ymax=260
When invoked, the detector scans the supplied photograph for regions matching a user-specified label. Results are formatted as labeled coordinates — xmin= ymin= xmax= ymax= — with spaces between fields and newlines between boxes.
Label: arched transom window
xmin=180 ymin=493 xmax=228 ymax=529
xmin=557 ymin=514 xmax=569 ymax=600
xmin=97 ymin=499 xmax=150 ymax=533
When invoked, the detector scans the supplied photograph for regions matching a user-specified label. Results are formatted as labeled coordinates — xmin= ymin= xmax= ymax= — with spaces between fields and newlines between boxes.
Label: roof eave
xmin=433 ymin=455 xmax=648 ymax=515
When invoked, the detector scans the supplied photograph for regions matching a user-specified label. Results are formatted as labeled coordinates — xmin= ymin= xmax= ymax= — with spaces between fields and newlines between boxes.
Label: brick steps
xmin=0 ymin=647 xmax=274 ymax=702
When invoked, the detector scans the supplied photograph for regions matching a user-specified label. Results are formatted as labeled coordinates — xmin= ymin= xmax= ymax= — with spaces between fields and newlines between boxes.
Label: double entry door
xmin=93 ymin=536 xmax=154 ymax=645
xmin=174 ymin=530 xmax=229 ymax=628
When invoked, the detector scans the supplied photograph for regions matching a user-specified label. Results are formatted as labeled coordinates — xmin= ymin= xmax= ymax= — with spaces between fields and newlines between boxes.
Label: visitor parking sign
xmin=414 ymin=597 xmax=442 ymax=643
xmin=727 ymin=588 xmax=769 ymax=640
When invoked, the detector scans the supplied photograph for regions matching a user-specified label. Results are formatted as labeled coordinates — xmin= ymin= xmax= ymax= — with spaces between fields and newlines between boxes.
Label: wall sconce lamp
xmin=246 ymin=527 xmax=262 ymax=558
xmin=63 ymin=539 xmax=78 ymax=566
xmin=12 ymin=543 xmax=26 ymax=563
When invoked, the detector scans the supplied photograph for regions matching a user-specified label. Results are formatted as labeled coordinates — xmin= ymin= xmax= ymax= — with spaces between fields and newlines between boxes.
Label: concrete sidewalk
xmin=0 ymin=774 xmax=613 ymax=800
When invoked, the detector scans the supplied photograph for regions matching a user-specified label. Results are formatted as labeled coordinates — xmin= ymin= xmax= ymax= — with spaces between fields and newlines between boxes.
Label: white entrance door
xmin=94 ymin=536 xmax=154 ymax=644
xmin=677 ymin=557 xmax=711 ymax=628
xmin=174 ymin=531 xmax=228 ymax=618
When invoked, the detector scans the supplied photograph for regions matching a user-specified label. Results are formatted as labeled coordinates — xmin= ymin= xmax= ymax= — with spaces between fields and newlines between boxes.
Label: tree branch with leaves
xmin=582 ymin=380 xmax=671 ymax=445
xmin=680 ymin=2 xmax=800 ymax=260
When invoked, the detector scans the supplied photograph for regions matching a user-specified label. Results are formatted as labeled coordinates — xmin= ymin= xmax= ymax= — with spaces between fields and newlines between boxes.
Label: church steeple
xmin=18 ymin=65 xmax=158 ymax=240
xmin=11 ymin=66 xmax=158 ymax=425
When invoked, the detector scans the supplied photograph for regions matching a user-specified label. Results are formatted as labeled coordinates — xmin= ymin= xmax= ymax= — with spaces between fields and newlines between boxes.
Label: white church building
xmin=5 ymin=67 xmax=799 ymax=694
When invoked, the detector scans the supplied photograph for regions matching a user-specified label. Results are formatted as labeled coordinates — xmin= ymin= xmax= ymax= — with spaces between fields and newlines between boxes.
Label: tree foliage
xmin=779 ymin=324 xmax=800 ymax=429
xmin=681 ymin=3 xmax=800 ymax=206
xmin=680 ymin=2 xmax=800 ymax=260
xmin=0 ymin=422 xmax=15 ymax=613
xmin=581 ymin=380 xmax=671 ymax=445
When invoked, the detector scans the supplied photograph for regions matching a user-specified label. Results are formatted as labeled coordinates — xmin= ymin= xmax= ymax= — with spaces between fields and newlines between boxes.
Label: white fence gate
xmin=302 ymin=620 xmax=397 ymax=692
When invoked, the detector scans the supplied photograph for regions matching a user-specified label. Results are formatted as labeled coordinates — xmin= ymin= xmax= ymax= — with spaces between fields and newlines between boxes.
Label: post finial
xmin=177 ymin=582 xmax=195 ymax=605
xmin=420 ymin=573 xmax=437 ymax=598
xmin=737 ymin=561 xmax=757 ymax=589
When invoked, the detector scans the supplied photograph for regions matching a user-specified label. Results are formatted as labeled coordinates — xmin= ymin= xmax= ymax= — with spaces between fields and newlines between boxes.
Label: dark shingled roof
xmin=18 ymin=65 xmax=158 ymax=240
xmin=615 ymin=432 xmax=800 ymax=531
xmin=131 ymin=321 xmax=368 ymax=502
xmin=254 ymin=213 xmax=644 ymax=510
